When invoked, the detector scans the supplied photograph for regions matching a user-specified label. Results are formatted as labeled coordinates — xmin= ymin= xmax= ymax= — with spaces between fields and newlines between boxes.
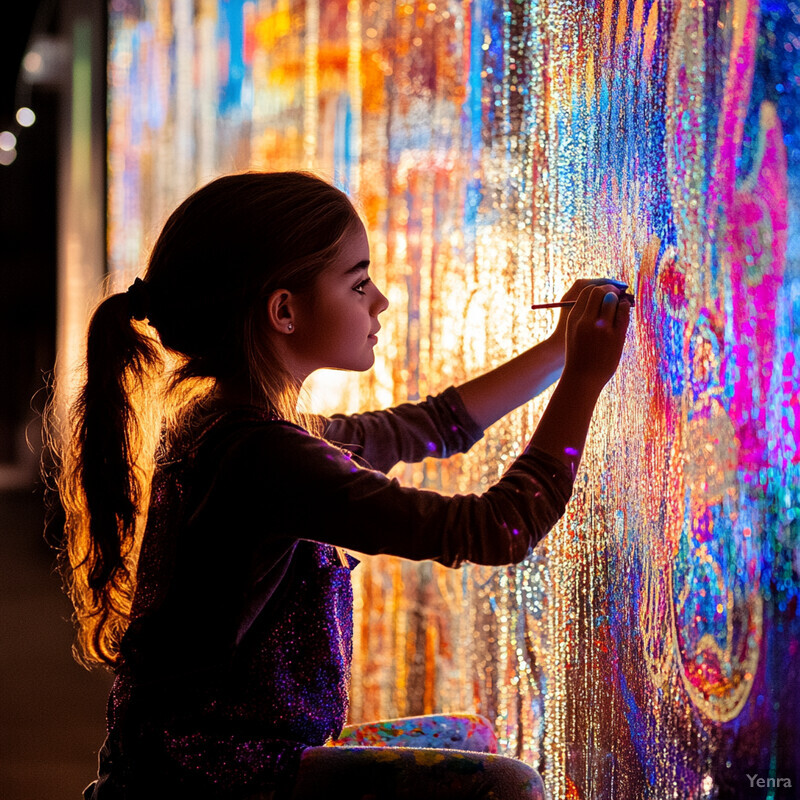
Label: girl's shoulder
xmin=158 ymin=402 xmax=309 ymax=468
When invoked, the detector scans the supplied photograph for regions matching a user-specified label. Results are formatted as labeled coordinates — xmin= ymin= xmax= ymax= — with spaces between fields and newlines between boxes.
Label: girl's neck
xmin=213 ymin=378 xmax=260 ymax=407
xmin=212 ymin=376 xmax=301 ymax=412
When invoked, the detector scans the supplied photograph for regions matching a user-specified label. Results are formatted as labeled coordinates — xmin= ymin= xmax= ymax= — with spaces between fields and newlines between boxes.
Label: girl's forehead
xmin=338 ymin=223 xmax=371 ymax=261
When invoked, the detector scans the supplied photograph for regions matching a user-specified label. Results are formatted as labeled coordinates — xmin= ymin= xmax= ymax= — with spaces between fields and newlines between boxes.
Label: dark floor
xmin=0 ymin=488 xmax=113 ymax=800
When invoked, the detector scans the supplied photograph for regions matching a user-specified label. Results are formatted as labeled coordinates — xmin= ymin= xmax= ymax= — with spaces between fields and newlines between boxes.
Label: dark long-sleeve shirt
xmin=91 ymin=387 xmax=574 ymax=798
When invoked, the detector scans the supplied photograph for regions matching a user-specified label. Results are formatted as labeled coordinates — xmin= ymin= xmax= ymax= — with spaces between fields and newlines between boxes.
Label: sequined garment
xmin=88 ymin=387 xmax=573 ymax=798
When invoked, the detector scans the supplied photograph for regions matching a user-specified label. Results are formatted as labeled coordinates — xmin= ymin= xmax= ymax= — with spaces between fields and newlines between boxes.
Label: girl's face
xmin=291 ymin=221 xmax=389 ymax=375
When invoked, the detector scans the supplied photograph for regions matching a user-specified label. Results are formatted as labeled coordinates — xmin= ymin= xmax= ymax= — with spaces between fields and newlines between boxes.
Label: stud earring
xmin=287 ymin=323 xmax=294 ymax=331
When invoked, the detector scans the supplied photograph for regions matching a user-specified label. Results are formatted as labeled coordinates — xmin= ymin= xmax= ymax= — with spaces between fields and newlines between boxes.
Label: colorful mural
xmin=108 ymin=1 xmax=800 ymax=797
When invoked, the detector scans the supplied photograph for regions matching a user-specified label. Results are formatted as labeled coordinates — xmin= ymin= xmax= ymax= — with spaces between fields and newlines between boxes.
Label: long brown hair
xmin=51 ymin=171 xmax=360 ymax=668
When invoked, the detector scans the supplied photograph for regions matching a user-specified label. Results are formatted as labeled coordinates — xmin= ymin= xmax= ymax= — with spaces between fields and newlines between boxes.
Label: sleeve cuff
xmin=520 ymin=444 xmax=576 ymax=504
xmin=440 ymin=385 xmax=485 ymax=447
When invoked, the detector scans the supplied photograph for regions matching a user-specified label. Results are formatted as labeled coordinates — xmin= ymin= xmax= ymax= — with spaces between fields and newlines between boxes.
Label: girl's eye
xmin=353 ymin=278 xmax=371 ymax=294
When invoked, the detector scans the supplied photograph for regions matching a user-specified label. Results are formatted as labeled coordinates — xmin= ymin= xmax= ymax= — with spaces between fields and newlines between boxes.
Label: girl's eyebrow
xmin=343 ymin=260 xmax=370 ymax=275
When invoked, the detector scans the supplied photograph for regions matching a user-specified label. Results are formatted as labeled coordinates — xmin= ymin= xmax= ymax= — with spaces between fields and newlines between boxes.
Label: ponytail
xmin=56 ymin=290 xmax=162 ymax=668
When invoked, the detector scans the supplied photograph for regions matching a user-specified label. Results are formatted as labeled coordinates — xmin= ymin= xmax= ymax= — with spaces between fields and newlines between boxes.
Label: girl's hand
xmin=562 ymin=284 xmax=632 ymax=392
xmin=549 ymin=278 xmax=628 ymax=353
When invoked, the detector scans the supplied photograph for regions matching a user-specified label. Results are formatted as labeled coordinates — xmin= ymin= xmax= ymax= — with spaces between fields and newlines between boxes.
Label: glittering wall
xmin=108 ymin=1 xmax=800 ymax=797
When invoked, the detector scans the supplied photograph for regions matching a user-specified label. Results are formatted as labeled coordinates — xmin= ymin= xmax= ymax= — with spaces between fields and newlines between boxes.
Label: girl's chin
xmin=358 ymin=351 xmax=377 ymax=370
xmin=329 ymin=355 xmax=375 ymax=373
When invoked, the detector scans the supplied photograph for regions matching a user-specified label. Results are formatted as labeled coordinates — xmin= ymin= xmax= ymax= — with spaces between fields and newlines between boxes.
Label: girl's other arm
xmin=454 ymin=337 xmax=563 ymax=432
xmin=455 ymin=278 xmax=627 ymax=431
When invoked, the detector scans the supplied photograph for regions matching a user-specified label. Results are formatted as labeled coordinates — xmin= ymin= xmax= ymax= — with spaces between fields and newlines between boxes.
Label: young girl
xmin=56 ymin=171 xmax=631 ymax=799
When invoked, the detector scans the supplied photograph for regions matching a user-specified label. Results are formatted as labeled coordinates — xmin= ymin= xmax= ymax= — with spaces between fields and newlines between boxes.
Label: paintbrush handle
xmin=529 ymin=301 xmax=576 ymax=309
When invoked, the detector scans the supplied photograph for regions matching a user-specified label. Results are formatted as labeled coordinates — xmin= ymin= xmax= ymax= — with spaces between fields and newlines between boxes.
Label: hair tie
xmin=126 ymin=277 xmax=150 ymax=322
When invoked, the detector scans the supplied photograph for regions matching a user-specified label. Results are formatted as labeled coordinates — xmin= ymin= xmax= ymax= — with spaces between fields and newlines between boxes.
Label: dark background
xmin=1 ymin=3 xmax=112 ymax=798
xmin=0 ymin=1 xmax=57 ymax=472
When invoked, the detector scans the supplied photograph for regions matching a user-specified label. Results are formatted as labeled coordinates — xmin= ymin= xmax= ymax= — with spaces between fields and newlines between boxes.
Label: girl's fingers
xmin=563 ymin=277 xmax=627 ymax=302
xmin=591 ymin=277 xmax=627 ymax=290
xmin=576 ymin=277 xmax=628 ymax=291
xmin=569 ymin=285 xmax=595 ymax=320
xmin=600 ymin=291 xmax=619 ymax=325
xmin=616 ymin=295 xmax=632 ymax=329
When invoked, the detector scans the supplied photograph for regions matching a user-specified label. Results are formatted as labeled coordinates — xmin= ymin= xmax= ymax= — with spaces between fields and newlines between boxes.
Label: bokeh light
xmin=0 ymin=131 xmax=18 ymax=152
xmin=22 ymin=50 xmax=43 ymax=75
xmin=16 ymin=107 xmax=36 ymax=127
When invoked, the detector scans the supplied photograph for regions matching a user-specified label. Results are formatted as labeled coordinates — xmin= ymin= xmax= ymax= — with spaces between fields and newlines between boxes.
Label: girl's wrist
xmin=555 ymin=369 xmax=605 ymax=405
xmin=540 ymin=333 xmax=566 ymax=367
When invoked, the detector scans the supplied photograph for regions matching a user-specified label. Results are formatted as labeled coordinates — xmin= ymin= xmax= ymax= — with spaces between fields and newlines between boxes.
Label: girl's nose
xmin=373 ymin=286 xmax=389 ymax=315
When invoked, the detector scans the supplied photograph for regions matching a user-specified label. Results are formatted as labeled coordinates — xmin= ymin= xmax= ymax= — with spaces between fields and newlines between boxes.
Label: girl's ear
xmin=265 ymin=289 xmax=296 ymax=334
